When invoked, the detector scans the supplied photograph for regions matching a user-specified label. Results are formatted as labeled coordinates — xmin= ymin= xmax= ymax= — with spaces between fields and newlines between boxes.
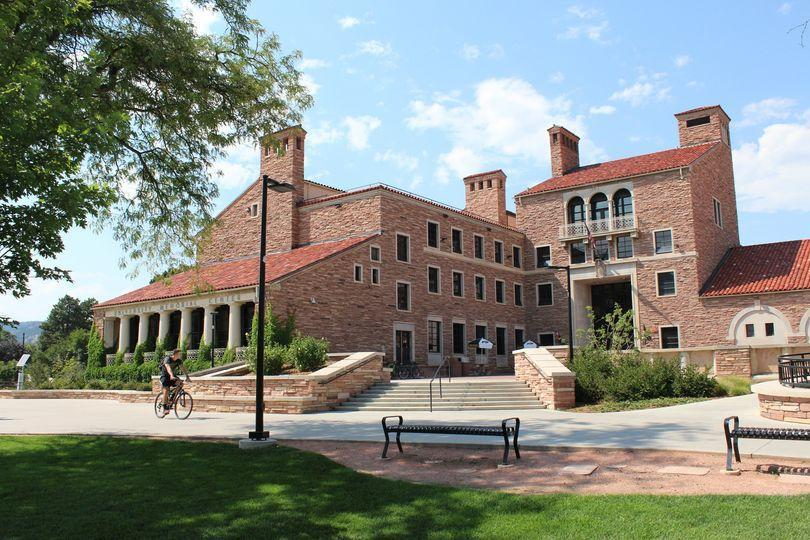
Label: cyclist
xmin=159 ymin=348 xmax=190 ymax=417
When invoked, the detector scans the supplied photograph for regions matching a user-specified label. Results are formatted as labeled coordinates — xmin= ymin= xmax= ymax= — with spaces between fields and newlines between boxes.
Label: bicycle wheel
xmin=174 ymin=391 xmax=194 ymax=419
xmin=154 ymin=394 xmax=166 ymax=418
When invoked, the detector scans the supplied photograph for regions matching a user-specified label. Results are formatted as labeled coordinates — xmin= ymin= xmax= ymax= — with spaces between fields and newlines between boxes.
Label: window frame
xmin=426 ymin=220 xmax=440 ymax=249
xmin=452 ymin=321 xmax=466 ymax=355
xmin=616 ymin=235 xmax=634 ymax=259
xmin=427 ymin=317 xmax=443 ymax=356
xmin=495 ymin=325 xmax=508 ymax=356
xmin=474 ymin=323 xmax=488 ymax=359
xmin=451 ymin=228 xmax=464 ymax=254
xmin=369 ymin=244 xmax=381 ymax=262
xmin=514 ymin=283 xmax=523 ymax=307
xmin=656 ymin=270 xmax=677 ymax=297
xmin=452 ymin=270 xmax=464 ymax=298
xmin=514 ymin=326 xmax=525 ymax=350
xmin=593 ymin=237 xmax=610 ymax=261
xmin=765 ymin=322 xmax=775 ymax=337
xmin=427 ymin=265 xmax=441 ymax=295
xmin=659 ymin=325 xmax=680 ymax=349
xmin=570 ymin=242 xmax=586 ymax=264
xmin=653 ymin=228 xmax=674 ymax=255
xmin=473 ymin=234 xmax=485 ymax=259
xmin=395 ymin=280 xmax=411 ymax=312
xmin=536 ymin=282 xmax=554 ymax=307
xmin=512 ymin=245 xmax=522 ymax=268
xmin=395 ymin=232 xmax=411 ymax=263
xmin=712 ymin=197 xmax=723 ymax=229
xmin=494 ymin=240 xmax=504 ymax=264
xmin=494 ymin=279 xmax=505 ymax=304
xmin=538 ymin=332 xmax=555 ymax=347
xmin=353 ymin=263 xmax=363 ymax=283
xmin=535 ymin=245 xmax=551 ymax=268
xmin=371 ymin=267 xmax=380 ymax=285
xmin=248 ymin=203 xmax=259 ymax=218
xmin=474 ymin=274 xmax=486 ymax=301
xmin=745 ymin=323 xmax=755 ymax=338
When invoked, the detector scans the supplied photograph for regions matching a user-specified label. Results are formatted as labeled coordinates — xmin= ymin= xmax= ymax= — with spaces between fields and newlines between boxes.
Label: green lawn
xmin=1 ymin=436 xmax=808 ymax=539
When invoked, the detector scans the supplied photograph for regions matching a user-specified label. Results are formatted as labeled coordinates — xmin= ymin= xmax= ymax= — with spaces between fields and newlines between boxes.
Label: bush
xmin=674 ymin=364 xmax=723 ymax=398
xmin=1 ymin=360 xmax=17 ymax=384
xmin=153 ymin=339 xmax=166 ymax=363
xmin=288 ymin=336 xmax=328 ymax=373
xmin=263 ymin=346 xmax=288 ymax=375
xmin=570 ymin=347 xmax=614 ymax=403
xmin=197 ymin=340 xmax=212 ymax=367
xmin=221 ymin=347 xmax=235 ymax=364
xmin=86 ymin=329 xmax=105 ymax=370
xmin=132 ymin=343 xmax=145 ymax=366
xmin=179 ymin=338 xmax=188 ymax=362
xmin=114 ymin=351 xmax=124 ymax=365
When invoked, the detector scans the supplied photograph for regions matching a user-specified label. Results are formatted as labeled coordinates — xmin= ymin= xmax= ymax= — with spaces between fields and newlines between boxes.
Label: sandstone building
xmin=94 ymin=106 xmax=810 ymax=377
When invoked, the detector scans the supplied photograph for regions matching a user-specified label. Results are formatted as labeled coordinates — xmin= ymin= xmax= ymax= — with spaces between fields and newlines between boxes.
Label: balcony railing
xmin=558 ymin=215 xmax=637 ymax=240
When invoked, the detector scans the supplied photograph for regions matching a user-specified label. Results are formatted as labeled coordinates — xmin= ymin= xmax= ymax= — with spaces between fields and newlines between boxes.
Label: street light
xmin=248 ymin=174 xmax=295 ymax=442
xmin=546 ymin=265 xmax=574 ymax=362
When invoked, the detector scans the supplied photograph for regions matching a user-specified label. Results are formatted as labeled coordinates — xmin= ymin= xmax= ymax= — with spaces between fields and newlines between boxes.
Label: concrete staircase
xmin=339 ymin=376 xmax=545 ymax=411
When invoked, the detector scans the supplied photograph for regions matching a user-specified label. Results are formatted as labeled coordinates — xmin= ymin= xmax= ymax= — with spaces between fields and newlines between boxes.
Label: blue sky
xmin=4 ymin=0 xmax=810 ymax=321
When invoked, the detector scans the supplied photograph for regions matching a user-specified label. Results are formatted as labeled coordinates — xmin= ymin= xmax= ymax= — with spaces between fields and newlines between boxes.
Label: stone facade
xmin=513 ymin=348 xmax=575 ymax=409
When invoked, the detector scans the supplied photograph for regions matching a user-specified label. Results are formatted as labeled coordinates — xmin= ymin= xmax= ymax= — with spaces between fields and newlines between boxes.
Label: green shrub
xmin=264 ymin=346 xmax=288 ymax=375
xmin=275 ymin=312 xmax=297 ymax=347
xmin=288 ymin=336 xmax=329 ymax=373
xmin=179 ymin=338 xmax=188 ymax=362
xmin=114 ymin=351 xmax=124 ymax=365
xmin=675 ymin=365 xmax=724 ymax=398
xmin=716 ymin=375 xmax=750 ymax=396
xmin=86 ymin=329 xmax=105 ymax=370
xmin=1 ymin=360 xmax=17 ymax=384
xmin=153 ymin=339 xmax=166 ymax=362
xmin=197 ymin=340 xmax=212 ymax=367
xmin=570 ymin=347 xmax=614 ymax=403
xmin=221 ymin=347 xmax=236 ymax=364
xmin=132 ymin=343 xmax=145 ymax=366
xmin=245 ymin=307 xmax=277 ymax=371
xmin=603 ymin=355 xmax=679 ymax=401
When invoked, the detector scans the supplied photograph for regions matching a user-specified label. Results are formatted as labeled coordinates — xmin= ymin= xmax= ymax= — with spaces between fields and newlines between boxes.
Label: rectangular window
xmin=353 ymin=264 xmax=363 ymax=283
xmin=570 ymin=242 xmax=586 ymax=264
xmin=657 ymin=271 xmax=676 ymax=296
xmin=249 ymin=203 xmax=259 ymax=217
xmin=475 ymin=324 xmax=487 ymax=355
xmin=475 ymin=275 xmax=485 ymax=300
xmin=495 ymin=280 xmax=505 ymax=304
xmin=452 ymin=228 xmax=463 ymax=254
xmin=396 ymin=233 xmax=410 ymax=262
xmin=427 ymin=266 xmax=440 ymax=294
xmin=538 ymin=333 xmax=555 ymax=347
xmin=616 ymin=236 xmax=633 ymax=259
xmin=514 ymin=328 xmax=525 ymax=349
xmin=452 ymin=271 xmax=464 ymax=297
xmin=713 ymin=198 xmax=723 ymax=228
xmin=494 ymin=240 xmax=504 ymax=264
xmin=765 ymin=322 xmax=775 ymax=337
xmin=537 ymin=283 xmax=553 ymax=306
xmin=428 ymin=320 xmax=442 ymax=354
xmin=396 ymin=282 xmax=410 ymax=311
xmin=514 ymin=283 xmax=523 ymax=307
xmin=535 ymin=245 xmax=551 ymax=268
xmin=594 ymin=238 xmax=610 ymax=261
xmin=513 ymin=246 xmax=522 ymax=268
xmin=370 ymin=245 xmax=381 ymax=262
xmin=474 ymin=235 xmax=484 ymax=259
xmin=496 ymin=327 xmax=507 ymax=356
xmin=654 ymin=230 xmax=673 ymax=254
xmin=371 ymin=267 xmax=380 ymax=285
xmin=660 ymin=326 xmax=679 ymax=349
xmin=745 ymin=323 xmax=755 ymax=338
xmin=686 ymin=115 xmax=710 ymax=127
xmin=452 ymin=322 xmax=466 ymax=355
xmin=427 ymin=221 xmax=439 ymax=248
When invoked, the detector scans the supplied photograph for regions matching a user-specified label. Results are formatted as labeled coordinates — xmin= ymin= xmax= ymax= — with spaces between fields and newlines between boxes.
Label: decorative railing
xmin=778 ymin=353 xmax=810 ymax=388
xmin=105 ymin=347 xmax=247 ymax=366
xmin=558 ymin=215 xmax=637 ymax=240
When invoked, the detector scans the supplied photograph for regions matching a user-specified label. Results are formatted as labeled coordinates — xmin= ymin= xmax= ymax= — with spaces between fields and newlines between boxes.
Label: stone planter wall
xmin=513 ymin=348 xmax=575 ymax=410
xmin=753 ymin=381 xmax=810 ymax=424
xmin=0 ymin=389 xmax=152 ymax=403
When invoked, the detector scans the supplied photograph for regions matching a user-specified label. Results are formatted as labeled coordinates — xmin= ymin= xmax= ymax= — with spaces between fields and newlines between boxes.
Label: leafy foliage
xmin=245 ymin=305 xmax=326 ymax=374
xmin=86 ymin=329 xmax=106 ymax=370
xmin=221 ymin=347 xmax=235 ymax=364
xmin=132 ymin=343 xmax=145 ymax=366
xmin=153 ymin=339 xmax=166 ymax=363
xmin=38 ymin=296 xmax=95 ymax=351
xmin=197 ymin=340 xmax=213 ymax=367
xmin=0 ymin=1 xmax=312 ymax=323
xmin=288 ymin=336 xmax=328 ymax=372
xmin=0 ymin=327 xmax=24 ymax=362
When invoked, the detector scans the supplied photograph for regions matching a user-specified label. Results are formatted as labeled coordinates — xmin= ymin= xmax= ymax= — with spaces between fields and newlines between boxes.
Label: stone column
xmin=227 ymin=302 xmax=243 ymax=349
xmin=117 ymin=316 xmax=130 ymax=353
xmin=137 ymin=313 xmax=150 ymax=345
xmin=158 ymin=310 xmax=171 ymax=342
xmin=202 ymin=305 xmax=214 ymax=346
xmin=103 ymin=318 xmax=116 ymax=348
xmin=179 ymin=308 xmax=192 ymax=346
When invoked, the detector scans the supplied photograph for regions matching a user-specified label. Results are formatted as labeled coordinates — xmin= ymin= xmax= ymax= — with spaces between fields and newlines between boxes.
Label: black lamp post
xmin=547 ymin=265 xmax=574 ymax=362
xmin=248 ymin=174 xmax=295 ymax=442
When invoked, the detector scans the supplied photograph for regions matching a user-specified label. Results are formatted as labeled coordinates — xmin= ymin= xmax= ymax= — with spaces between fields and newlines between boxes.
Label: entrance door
xmin=590 ymin=281 xmax=633 ymax=346
xmin=395 ymin=329 xmax=413 ymax=365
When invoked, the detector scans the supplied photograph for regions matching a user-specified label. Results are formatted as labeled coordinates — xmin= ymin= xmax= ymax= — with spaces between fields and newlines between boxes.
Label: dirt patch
xmin=283 ymin=440 xmax=810 ymax=495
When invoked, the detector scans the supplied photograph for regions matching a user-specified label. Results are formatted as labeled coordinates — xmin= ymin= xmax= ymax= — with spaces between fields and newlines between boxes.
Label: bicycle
xmin=392 ymin=362 xmax=421 ymax=380
xmin=154 ymin=378 xmax=194 ymax=419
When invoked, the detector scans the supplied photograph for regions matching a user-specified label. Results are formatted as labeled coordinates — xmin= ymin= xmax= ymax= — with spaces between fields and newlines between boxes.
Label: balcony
xmin=558 ymin=215 xmax=638 ymax=241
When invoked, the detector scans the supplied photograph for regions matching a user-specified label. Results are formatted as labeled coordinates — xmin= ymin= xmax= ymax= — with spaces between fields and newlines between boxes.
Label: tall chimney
xmin=548 ymin=125 xmax=580 ymax=177
xmin=463 ymin=169 xmax=508 ymax=225
xmin=674 ymin=105 xmax=731 ymax=147
xmin=260 ymin=126 xmax=306 ymax=250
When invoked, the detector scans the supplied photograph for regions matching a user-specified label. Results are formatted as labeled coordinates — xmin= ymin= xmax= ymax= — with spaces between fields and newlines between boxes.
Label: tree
xmin=86 ymin=329 xmax=105 ymax=370
xmin=0 ymin=1 xmax=312 ymax=324
xmin=0 ymin=327 xmax=24 ymax=362
xmin=38 ymin=295 xmax=95 ymax=351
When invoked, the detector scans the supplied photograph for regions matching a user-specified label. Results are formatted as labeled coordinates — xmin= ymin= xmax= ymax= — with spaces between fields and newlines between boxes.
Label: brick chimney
xmin=260 ymin=126 xmax=306 ymax=250
xmin=548 ymin=125 xmax=580 ymax=177
xmin=674 ymin=105 xmax=731 ymax=147
xmin=463 ymin=169 xmax=508 ymax=226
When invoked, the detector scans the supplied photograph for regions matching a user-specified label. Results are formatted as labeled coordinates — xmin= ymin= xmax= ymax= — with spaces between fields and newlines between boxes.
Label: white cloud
xmin=307 ymin=122 xmax=343 ymax=146
xmin=589 ymin=105 xmax=616 ymax=115
xmin=488 ymin=44 xmax=505 ymax=59
xmin=406 ymin=77 xmax=604 ymax=183
xmin=610 ymin=69 xmax=671 ymax=106
xmin=300 ymin=73 xmax=320 ymax=96
xmin=674 ymin=54 xmax=691 ymax=68
xmin=739 ymin=97 xmax=796 ymax=127
xmin=549 ymin=71 xmax=565 ymax=84
xmin=357 ymin=40 xmax=393 ymax=57
xmin=559 ymin=5 xmax=611 ymax=43
xmin=460 ymin=44 xmax=480 ymax=60
xmin=778 ymin=3 xmax=792 ymax=14
xmin=374 ymin=150 xmax=419 ymax=171
xmin=343 ymin=116 xmax=381 ymax=150
xmin=178 ymin=0 xmax=221 ymax=34
xmin=299 ymin=58 xmax=329 ymax=70
xmin=567 ymin=5 xmax=601 ymax=19
xmin=211 ymin=141 xmax=257 ymax=189
xmin=734 ymin=115 xmax=810 ymax=212
xmin=337 ymin=16 xmax=360 ymax=29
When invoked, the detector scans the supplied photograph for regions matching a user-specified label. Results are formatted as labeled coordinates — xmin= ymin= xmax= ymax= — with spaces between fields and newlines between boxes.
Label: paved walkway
xmin=1 ymin=394 xmax=808 ymax=459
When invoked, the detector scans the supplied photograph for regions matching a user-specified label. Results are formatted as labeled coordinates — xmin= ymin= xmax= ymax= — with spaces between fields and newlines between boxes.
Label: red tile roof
xmin=675 ymin=104 xmax=728 ymax=117
xmin=96 ymin=235 xmax=377 ymax=308
xmin=702 ymin=240 xmax=810 ymax=297
xmin=517 ymin=142 xmax=719 ymax=197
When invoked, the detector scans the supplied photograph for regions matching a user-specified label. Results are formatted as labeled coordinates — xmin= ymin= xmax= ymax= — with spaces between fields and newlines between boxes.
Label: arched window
xmin=613 ymin=189 xmax=633 ymax=217
xmin=590 ymin=193 xmax=609 ymax=221
xmin=568 ymin=197 xmax=586 ymax=223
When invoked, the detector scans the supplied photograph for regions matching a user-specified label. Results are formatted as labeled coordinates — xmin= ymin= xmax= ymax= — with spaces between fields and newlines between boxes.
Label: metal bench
xmin=381 ymin=416 xmax=520 ymax=465
xmin=723 ymin=416 xmax=810 ymax=470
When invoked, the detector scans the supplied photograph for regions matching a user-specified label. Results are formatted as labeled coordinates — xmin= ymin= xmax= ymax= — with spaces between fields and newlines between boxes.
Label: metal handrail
xmin=778 ymin=353 xmax=810 ymax=388
xmin=428 ymin=356 xmax=452 ymax=412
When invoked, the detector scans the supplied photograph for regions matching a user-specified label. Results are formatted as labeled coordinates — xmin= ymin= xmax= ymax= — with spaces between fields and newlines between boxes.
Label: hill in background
xmin=2 ymin=322 xmax=42 ymax=344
